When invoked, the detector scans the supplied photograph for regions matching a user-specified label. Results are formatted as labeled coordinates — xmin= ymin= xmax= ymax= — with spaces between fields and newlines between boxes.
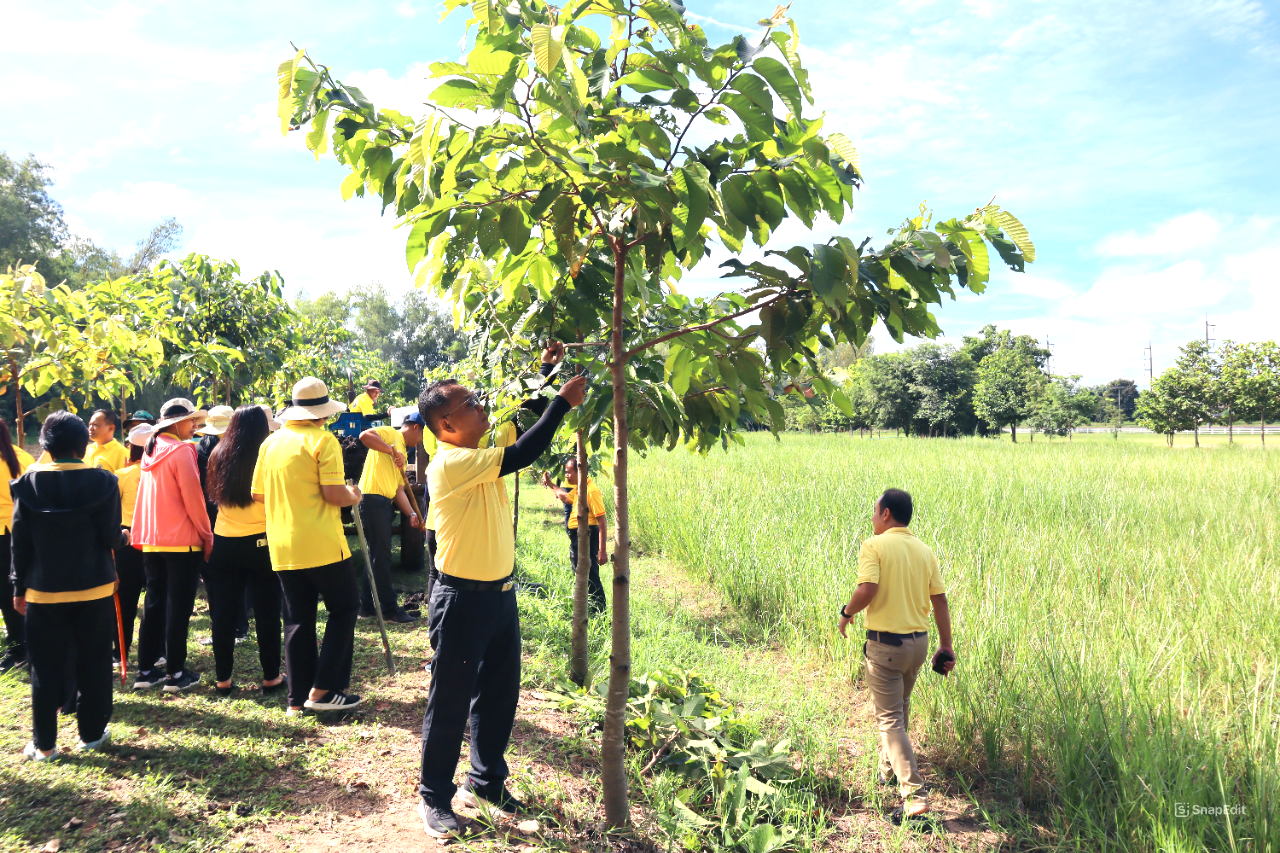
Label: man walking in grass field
xmin=838 ymin=488 xmax=955 ymax=823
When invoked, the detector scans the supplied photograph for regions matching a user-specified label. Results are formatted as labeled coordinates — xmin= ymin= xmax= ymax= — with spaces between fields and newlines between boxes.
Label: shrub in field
xmin=277 ymin=0 xmax=1035 ymax=823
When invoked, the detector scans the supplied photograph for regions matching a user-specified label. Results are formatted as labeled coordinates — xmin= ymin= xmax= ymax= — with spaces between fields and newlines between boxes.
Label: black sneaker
xmin=458 ymin=781 xmax=525 ymax=819
xmin=357 ymin=608 xmax=377 ymax=619
xmin=215 ymin=683 xmax=237 ymax=698
xmin=162 ymin=671 xmax=202 ymax=693
xmin=416 ymin=800 xmax=461 ymax=838
xmin=0 ymin=651 xmax=28 ymax=674
xmin=387 ymin=608 xmax=418 ymax=624
xmin=133 ymin=670 xmax=166 ymax=690
xmin=303 ymin=691 xmax=362 ymax=712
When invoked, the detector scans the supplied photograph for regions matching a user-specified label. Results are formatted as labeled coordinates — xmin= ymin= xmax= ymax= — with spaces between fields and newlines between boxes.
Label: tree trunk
xmin=512 ymin=473 xmax=520 ymax=539
xmin=1262 ymin=404 xmax=1267 ymax=446
xmin=569 ymin=430 xmax=591 ymax=686
xmin=1010 ymin=422 xmax=1017 ymax=443
xmin=1194 ymin=422 xmax=1200 ymax=448
xmin=1029 ymin=426 xmax=1033 ymax=443
xmin=601 ymin=248 xmax=631 ymax=827
xmin=1228 ymin=408 xmax=1234 ymax=444
xmin=10 ymin=357 xmax=22 ymax=449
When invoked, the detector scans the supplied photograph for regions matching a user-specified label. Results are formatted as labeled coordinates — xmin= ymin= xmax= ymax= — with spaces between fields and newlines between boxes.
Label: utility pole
xmin=1144 ymin=342 xmax=1153 ymax=385
xmin=1045 ymin=335 xmax=1053 ymax=376
xmin=1205 ymin=316 xmax=1215 ymax=348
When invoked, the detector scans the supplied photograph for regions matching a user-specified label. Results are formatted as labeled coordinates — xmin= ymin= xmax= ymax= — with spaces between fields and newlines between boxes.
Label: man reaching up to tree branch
xmin=414 ymin=343 xmax=586 ymax=839
xmin=838 ymin=488 xmax=955 ymax=824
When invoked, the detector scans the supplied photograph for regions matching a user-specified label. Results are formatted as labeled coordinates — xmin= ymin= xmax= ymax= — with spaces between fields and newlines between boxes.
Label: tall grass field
xmin=628 ymin=433 xmax=1278 ymax=851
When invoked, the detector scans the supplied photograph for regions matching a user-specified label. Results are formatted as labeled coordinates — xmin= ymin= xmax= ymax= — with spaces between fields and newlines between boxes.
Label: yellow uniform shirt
xmin=0 ymin=448 xmax=35 ymax=534
xmin=427 ymin=440 xmax=513 ymax=581
xmin=85 ymin=439 xmax=128 ymax=472
xmin=358 ymin=426 xmax=406 ymax=500
xmin=856 ymin=528 xmax=946 ymax=634
xmin=566 ymin=478 xmax=606 ymax=529
xmin=117 ymin=462 xmax=141 ymax=528
xmin=251 ymin=421 xmax=350 ymax=571
xmin=214 ymin=501 xmax=267 ymax=538
xmin=425 ymin=422 xmax=511 ymax=532
xmin=351 ymin=392 xmax=377 ymax=416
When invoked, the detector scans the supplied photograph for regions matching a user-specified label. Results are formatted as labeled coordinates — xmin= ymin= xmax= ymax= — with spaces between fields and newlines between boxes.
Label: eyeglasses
xmin=440 ymin=394 xmax=483 ymax=421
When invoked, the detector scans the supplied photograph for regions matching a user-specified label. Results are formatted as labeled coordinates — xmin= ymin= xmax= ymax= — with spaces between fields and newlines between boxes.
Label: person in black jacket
xmin=10 ymin=411 xmax=122 ymax=761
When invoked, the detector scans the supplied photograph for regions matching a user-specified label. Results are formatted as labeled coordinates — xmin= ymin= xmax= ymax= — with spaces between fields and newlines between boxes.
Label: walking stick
xmin=114 ymin=591 xmax=127 ymax=687
xmin=349 ymin=480 xmax=396 ymax=675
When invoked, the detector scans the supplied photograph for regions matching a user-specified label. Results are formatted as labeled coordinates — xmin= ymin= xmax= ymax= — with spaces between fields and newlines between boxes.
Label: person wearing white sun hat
xmin=251 ymin=377 xmax=364 ymax=714
xmin=112 ymin=423 xmax=154 ymax=667
xmin=196 ymin=406 xmax=234 ymax=531
xmin=131 ymin=398 xmax=214 ymax=694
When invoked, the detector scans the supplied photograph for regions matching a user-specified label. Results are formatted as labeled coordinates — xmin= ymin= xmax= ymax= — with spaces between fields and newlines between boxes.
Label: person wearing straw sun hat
xmin=196 ymin=406 xmax=234 ymax=530
xmin=252 ymin=377 xmax=364 ymax=714
xmin=131 ymin=398 xmax=214 ymax=694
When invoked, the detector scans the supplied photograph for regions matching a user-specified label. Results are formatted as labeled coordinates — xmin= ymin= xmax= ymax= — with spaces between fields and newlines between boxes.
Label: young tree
xmin=908 ymin=343 xmax=974 ymax=437
xmin=277 ymin=1 xmax=1035 ymax=823
xmin=1171 ymin=340 xmax=1219 ymax=448
xmin=1236 ymin=341 xmax=1280 ymax=445
xmin=1029 ymin=374 xmax=1092 ymax=438
xmin=1136 ymin=368 xmax=1195 ymax=446
xmin=973 ymin=346 xmax=1042 ymax=441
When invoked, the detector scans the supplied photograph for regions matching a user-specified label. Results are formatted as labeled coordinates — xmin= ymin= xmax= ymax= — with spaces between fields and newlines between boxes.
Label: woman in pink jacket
xmin=131 ymin=399 xmax=213 ymax=694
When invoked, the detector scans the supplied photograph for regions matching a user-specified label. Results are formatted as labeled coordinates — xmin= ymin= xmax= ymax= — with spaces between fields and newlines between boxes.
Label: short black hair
xmin=878 ymin=488 xmax=913 ymax=525
xmin=91 ymin=408 xmax=119 ymax=429
xmin=40 ymin=411 xmax=90 ymax=459
xmin=418 ymin=379 xmax=461 ymax=436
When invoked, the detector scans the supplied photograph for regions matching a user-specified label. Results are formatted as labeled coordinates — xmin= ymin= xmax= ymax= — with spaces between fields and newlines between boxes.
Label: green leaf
xmin=719 ymin=92 xmax=773 ymax=136
xmin=826 ymin=132 xmax=861 ymax=176
xmin=730 ymin=72 xmax=774 ymax=115
xmin=471 ymin=0 xmax=496 ymax=31
xmin=529 ymin=182 xmax=562 ymax=220
xmin=995 ymin=209 xmax=1036 ymax=263
xmin=430 ymin=79 xmax=487 ymax=109
xmin=809 ymin=243 xmax=849 ymax=308
xmin=616 ymin=66 xmax=683 ymax=93
xmin=531 ymin=24 xmax=566 ymax=75
xmin=752 ymin=57 xmax=802 ymax=118
xmin=770 ymin=28 xmax=812 ymax=104
xmin=667 ymin=346 xmax=693 ymax=396
xmin=499 ymin=204 xmax=532 ymax=254
xmin=631 ymin=121 xmax=672 ymax=159
xmin=305 ymin=109 xmax=330 ymax=159
xmin=720 ymin=176 xmax=756 ymax=226
xmin=528 ymin=254 xmax=556 ymax=298
xmin=671 ymin=166 xmax=708 ymax=249
xmin=831 ymin=388 xmax=854 ymax=417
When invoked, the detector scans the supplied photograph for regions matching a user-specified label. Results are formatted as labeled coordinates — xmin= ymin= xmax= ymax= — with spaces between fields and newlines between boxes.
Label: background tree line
xmin=1 ymin=149 xmax=465 ymax=446
xmin=1136 ymin=338 xmax=1280 ymax=446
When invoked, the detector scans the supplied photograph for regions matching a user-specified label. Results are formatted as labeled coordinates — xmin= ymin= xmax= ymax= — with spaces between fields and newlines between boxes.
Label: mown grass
xmin=627 ymin=432 xmax=1280 ymax=852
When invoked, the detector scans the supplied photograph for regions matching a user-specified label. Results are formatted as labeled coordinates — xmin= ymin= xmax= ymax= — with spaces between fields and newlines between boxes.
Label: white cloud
xmin=1094 ymin=211 xmax=1223 ymax=257
xmin=1007 ymin=274 xmax=1077 ymax=300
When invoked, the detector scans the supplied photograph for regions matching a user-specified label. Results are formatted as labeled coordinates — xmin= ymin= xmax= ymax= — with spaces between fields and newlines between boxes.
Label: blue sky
xmin=4 ymin=0 xmax=1277 ymax=384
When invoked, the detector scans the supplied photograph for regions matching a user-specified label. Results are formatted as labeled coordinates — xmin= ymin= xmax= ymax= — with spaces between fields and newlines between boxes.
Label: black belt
xmin=435 ymin=573 xmax=514 ymax=593
xmin=866 ymin=630 xmax=927 ymax=646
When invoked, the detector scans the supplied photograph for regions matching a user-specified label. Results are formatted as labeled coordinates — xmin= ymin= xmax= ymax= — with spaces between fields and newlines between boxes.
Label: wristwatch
xmin=839 ymin=604 xmax=852 ymax=619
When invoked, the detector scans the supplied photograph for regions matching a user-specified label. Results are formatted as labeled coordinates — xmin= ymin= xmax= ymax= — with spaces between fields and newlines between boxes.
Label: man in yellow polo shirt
xmin=356 ymin=411 xmax=425 ymax=623
xmin=837 ymin=488 xmax=954 ymax=824
xmin=543 ymin=457 xmax=608 ymax=614
xmin=412 ymin=344 xmax=585 ymax=838
xmin=252 ymin=377 xmax=364 ymax=715
xmin=350 ymin=380 xmax=383 ymax=417
xmin=85 ymin=409 xmax=128 ymax=472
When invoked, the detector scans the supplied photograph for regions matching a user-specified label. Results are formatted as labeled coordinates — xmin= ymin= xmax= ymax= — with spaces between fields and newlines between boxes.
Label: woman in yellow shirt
xmin=206 ymin=405 xmax=284 ymax=698
xmin=0 ymin=420 xmax=35 ymax=673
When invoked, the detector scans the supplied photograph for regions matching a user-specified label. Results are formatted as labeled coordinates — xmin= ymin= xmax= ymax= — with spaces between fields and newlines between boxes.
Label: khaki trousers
xmin=864 ymin=634 xmax=929 ymax=803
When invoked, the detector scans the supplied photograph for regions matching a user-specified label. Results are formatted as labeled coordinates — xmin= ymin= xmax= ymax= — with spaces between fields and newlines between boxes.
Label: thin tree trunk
xmin=601 ymin=248 xmax=631 ymax=827
xmin=512 ymin=474 xmax=520 ymax=538
xmin=10 ymin=357 xmax=22 ymax=449
xmin=569 ymin=430 xmax=591 ymax=686
xmin=1010 ymin=422 xmax=1017 ymax=443
xmin=1228 ymin=408 xmax=1234 ymax=444
xmin=1262 ymin=404 xmax=1267 ymax=446
xmin=1194 ymin=422 xmax=1199 ymax=448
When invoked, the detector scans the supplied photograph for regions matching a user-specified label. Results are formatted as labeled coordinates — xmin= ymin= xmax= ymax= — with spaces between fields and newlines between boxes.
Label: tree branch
xmin=624 ymin=291 xmax=788 ymax=359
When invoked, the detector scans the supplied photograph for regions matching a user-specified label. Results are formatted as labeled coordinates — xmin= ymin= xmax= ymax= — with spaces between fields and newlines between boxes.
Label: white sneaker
xmin=77 ymin=728 xmax=111 ymax=752
xmin=23 ymin=742 xmax=59 ymax=762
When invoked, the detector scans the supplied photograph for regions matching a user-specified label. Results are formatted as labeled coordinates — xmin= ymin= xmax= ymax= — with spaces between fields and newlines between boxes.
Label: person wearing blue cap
xmin=355 ymin=411 xmax=425 ymax=623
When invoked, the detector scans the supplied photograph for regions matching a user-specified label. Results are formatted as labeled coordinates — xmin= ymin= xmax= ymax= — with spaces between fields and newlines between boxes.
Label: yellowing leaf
xmin=995 ymin=209 xmax=1036 ymax=263
xmin=827 ymin=133 xmax=860 ymax=174
xmin=532 ymin=24 xmax=566 ymax=75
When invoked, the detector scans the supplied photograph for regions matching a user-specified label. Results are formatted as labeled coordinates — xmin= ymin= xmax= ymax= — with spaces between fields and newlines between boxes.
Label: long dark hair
xmin=207 ymin=405 xmax=270 ymax=509
xmin=0 ymin=420 xmax=20 ymax=478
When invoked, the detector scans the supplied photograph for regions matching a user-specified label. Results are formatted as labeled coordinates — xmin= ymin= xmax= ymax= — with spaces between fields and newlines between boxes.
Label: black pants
xmin=278 ymin=560 xmax=359 ymax=708
xmin=208 ymin=534 xmax=282 ymax=684
xmin=138 ymin=550 xmax=202 ymax=675
xmin=113 ymin=536 xmax=146 ymax=661
xmin=358 ymin=495 xmax=398 ymax=614
xmin=0 ymin=533 xmax=24 ymax=660
xmin=27 ymin=597 xmax=114 ymax=751
xmin=568 ymin=526 xmax=607 ymax=614
xmin=419 ymin=579 xmax=521 ymax=806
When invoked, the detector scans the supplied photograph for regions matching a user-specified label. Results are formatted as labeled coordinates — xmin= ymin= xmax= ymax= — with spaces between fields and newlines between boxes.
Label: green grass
xmin=626 ymin=432 xmax=1280 ymax=852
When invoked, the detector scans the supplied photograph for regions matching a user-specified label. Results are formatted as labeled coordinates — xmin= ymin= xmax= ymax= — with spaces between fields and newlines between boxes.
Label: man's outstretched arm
xmin=499 ymin=376 xmax=586 ymax=477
